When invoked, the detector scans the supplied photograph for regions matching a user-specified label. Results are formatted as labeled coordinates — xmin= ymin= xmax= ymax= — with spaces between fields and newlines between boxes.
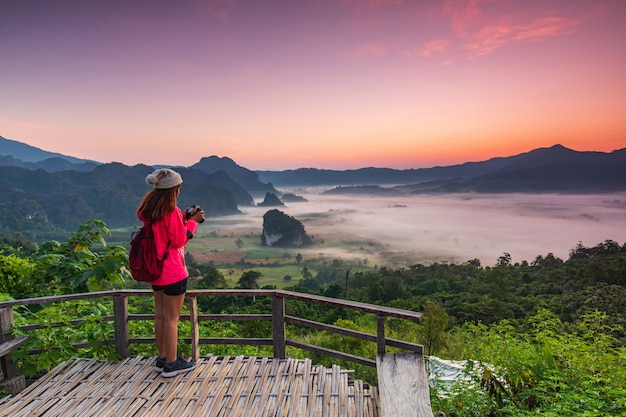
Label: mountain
xmin=0 ymin=163 xmax=241 ymax=237
xmin=258 ymin=145 xmax=626 ymax=193
xmin=399 ymin=145 xmax=626 ymax=193
xmin=261 ymin=209 xmax=312 ymax=248
xmin=0 ymin=135 xmax=99 ymax=171
xmin=203 ymin=170 xmax=255 ymax=206
xmin=3 ymin=134 xmax=625 ymax=196
xmin=0 ymin=135 xmax=262 ymax=201
xmin=190 ymin=156 xmax=277 ymax=198
xmin=256 ymin=155 xmax=522 ymax=186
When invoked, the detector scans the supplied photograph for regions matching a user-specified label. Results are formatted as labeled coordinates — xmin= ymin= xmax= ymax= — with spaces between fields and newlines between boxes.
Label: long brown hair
xmin=137 ymin=185 xmax=180 ymax=222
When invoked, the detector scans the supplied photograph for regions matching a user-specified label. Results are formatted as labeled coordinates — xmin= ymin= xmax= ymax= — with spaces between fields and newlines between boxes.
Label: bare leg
xmin=153 ymin=290 xmax=165 ymax=358
xmin=162 ymin=293 xmax=186 ymax=363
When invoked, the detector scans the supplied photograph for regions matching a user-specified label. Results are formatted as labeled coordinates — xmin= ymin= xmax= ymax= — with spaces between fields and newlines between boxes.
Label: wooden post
xmin=376 ymin=315 xmax=386 ymax=355
xmin=113 ymin=294 xmax=129 ymax=358
xmin=188 ymin=295 xmax=200 ymax=361
xmin=272 ymin=294 xmax=286 ymax=359
xmin=0 ymin=307 xmax=26 ymax=394
xmin=377 ymin=352 xmax=433 ymax=417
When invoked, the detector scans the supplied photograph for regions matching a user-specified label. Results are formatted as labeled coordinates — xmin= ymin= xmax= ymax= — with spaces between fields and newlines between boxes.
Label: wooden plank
xmin=376 ymin=353 xmax=432 ymax=417
xmin=0 ymin=289 xmax=422 ymax=322
xmin=0 ymin=356 xmax=380 ymax=417
xmin=188 ymin=355 xmax=219 ymax=417
xmin=287 ymin=340 xmax=376 ymax=367
xmin=188 ymin=296 xmax=200 ymax=361
xmin=221 ymin=356 xmax=249 ymax=415
xmin=272 ymin=359 xmax=290 ymax=414
xmin=354 ymin=379 xmax=364 ymax=417
xmin=292 ymin=360 xmax=303 ymax=417
xmin=0 ymin=336 xmax=28 ymax=357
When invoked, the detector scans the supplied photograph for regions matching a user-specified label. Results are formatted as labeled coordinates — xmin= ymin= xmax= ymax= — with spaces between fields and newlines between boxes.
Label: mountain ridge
xmin=2 ymin=135 xmax=625 ymax=193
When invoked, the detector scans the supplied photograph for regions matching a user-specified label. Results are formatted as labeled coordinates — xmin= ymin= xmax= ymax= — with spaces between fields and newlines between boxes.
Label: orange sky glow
xmin=1 ymin=0 xmax=624 ymax=170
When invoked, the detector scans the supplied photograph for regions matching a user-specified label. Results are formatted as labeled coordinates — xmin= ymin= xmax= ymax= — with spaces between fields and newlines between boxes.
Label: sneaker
xmin=162 ymin=357 xmax=196 ymax=378
xmin=155 ymin=357 xmax=166 ymax=373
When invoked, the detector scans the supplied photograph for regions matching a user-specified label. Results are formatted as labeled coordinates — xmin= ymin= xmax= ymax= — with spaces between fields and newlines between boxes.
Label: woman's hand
xmin=191 ymin=208 xmax=205 ymax=223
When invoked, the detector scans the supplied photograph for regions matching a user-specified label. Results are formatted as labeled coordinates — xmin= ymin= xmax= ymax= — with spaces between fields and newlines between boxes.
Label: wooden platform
xmin=0 ymin=356 xmax=380 ymax=417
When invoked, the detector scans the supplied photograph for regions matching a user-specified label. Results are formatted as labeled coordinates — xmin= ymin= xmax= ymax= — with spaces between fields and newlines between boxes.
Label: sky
xmin=1 ymin=0 xmax=625 ymax=170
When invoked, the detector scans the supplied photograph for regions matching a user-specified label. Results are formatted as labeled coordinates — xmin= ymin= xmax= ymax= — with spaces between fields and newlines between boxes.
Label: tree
xmin=419 ymin=300 xmax=450 ymax=356
xmin=191 ymin=265 xmax=227 ymax=289
xmin=237 ymin=270 xmax=261 ymax=290
xmin=301 ymin=266 xmax=313 ymax=280
xmin=0 ymin=232 xmax=38 ymax=256
xmin=496 ymin=252 xmax=512 ymax=267
xmin=0 ymin=254 xmax=36 ymax=299
xmin=30 ymin=219 xmax=128 ymax=294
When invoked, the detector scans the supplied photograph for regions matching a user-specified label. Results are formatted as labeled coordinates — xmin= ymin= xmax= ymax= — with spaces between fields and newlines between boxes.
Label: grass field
xmin=183 ymin=226 xmax=385 ymax=288
xmin=111 ymin=221 xmax=393 ymax=289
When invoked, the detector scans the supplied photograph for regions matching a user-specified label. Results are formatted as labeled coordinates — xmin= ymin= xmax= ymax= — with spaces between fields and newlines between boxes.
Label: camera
xmin=185 ymin=205 xmax=205 ymax=223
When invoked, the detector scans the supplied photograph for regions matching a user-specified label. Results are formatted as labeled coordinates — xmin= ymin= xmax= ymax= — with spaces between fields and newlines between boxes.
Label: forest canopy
xmin=1 ymin=221 xmax=625 ymax=416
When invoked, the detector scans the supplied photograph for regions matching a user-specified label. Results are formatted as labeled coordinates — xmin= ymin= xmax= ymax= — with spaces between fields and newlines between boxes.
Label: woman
xmin=137 ymin=168 xmax=205 ymax=377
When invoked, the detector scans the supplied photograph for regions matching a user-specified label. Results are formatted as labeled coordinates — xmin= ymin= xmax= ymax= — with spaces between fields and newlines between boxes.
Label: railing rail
xmin=0 ymin=289 xmax=423 ymax=368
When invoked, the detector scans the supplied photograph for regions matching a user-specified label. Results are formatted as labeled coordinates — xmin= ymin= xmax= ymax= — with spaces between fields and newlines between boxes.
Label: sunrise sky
xmin=1 ymin=0 xmax=625 ymax=170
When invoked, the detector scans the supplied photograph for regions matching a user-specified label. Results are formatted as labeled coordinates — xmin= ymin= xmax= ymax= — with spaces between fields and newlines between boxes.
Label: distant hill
xmin=256 ymin=155 xmax=522 ymax=186
xmin=322 ymin=185 xmax=404 ymax=196
xmin=0 ymin=163 xmax=241 ymax=238
xmin=191 ymin=156 xmax=277 ymax=198
xmin=0 ymin=135 xmax=268 ymax=200
xmin=258 ymin=145 xmax=626 ymax=193
xmin=3 ymin=134 xmax=625 ymax=196
xmin=0 ymin=135 xmax=99 ymax=171
xmin=399 ymin=145 xmax=626 ymax=193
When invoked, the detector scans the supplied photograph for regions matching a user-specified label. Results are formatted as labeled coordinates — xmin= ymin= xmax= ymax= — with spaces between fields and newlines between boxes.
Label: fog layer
xmin=206 ymin=192 xmax=626 ymax=267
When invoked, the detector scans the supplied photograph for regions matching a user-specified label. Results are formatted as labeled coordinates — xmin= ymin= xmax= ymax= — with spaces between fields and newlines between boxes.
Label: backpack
xmin=129 ymin=222 xmax=167 ymax=282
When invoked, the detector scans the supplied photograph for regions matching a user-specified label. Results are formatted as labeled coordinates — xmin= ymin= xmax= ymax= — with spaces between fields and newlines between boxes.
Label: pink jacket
xmin=138 ymin=207 xmax=199 ymax=286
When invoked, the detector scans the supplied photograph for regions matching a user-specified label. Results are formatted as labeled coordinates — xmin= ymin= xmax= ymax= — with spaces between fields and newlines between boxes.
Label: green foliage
xmin=3 ymin=219 xmax=131 ymax=378
xmin=1 ymin=219 xmax=130 ymax=299
xmin=5 ymin=231 xmax=626 ymax=417
xmin=188 ymin=262 xmax=227 ymax=289
xmin=0 ymin=199 xmax=56 ymax=237
xmin=418 ymin=300 xmax=450 ymax=356
xmin=431 ymin=309 xmax=626 ymax=416
xmin=237 ymin=270 xmax=261 ymax=289
xmin=30 ymin=219 xmax=129 ymax=294
xmin=0 ymin=232 xmax=38 ymax=256
xmin=0 ymin=254 xmax=36 ymax=298
xmin=287 ymin=314 xmax=378 ymax=384
xmin=11 ymin=300 xmax=118 ymax=377
xmin=342 ymin=241 xmax=626 ymax=344
xmin=0 ymin=164 xmax=241 ymax=234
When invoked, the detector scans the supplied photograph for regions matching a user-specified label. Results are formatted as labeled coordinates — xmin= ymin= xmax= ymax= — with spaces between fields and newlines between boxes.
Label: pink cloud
xmin=464 ymin=16 xmax=581 ymax=57
xmin=442 ymin=0 xmax=582 ymax=58
xmin=403 ymin=39 xmax=449 ymax=58
xmin=442 ymin=0 xmax=488 ymax=37
xmin=353 ymin=42 xmax=388 ymax=56
xmin=513 ymin=16 xmax=579 ymax=41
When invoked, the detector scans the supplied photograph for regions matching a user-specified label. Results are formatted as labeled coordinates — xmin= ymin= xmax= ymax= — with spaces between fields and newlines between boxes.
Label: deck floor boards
xmin=0 ymin=356 xmax=379 ymax=417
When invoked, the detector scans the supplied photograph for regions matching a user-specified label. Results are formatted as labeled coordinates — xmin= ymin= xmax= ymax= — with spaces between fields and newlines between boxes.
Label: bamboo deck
xmin=0 ymin=356 xmax=380 ymax=417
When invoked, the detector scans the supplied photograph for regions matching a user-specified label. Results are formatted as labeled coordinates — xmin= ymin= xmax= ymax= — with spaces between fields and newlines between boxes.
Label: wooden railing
xmin=0 ymin=289 xmax=423 ymax=368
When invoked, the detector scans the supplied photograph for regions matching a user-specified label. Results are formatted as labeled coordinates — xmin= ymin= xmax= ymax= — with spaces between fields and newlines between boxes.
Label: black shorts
xmin=152 ymin=278 xmax=188 ymax=296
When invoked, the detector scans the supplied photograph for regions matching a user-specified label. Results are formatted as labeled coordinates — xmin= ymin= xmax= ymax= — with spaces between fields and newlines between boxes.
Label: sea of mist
xmin=204 ymin=190 xmax=626 ymax=267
